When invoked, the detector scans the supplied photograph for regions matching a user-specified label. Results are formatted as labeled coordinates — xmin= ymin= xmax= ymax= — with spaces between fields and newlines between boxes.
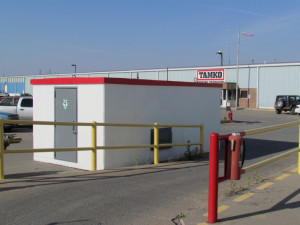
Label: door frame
xmin=54 ymin=87 xmax=78 ymax=162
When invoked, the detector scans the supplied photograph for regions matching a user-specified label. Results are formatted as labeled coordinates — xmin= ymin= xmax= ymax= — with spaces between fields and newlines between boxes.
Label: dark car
xmin=0 ymin=112 xmax=19 ymax=131
xmin=274 ymin=95 xmax=300 ymax=114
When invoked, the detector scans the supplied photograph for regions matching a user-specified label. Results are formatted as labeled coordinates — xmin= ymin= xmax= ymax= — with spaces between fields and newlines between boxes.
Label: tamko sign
xmin=197 ymin=69 xmax=225 ymax=81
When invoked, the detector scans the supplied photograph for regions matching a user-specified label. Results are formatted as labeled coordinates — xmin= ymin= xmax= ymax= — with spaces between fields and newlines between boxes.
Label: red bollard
xmin=208 ymin=133 xmax=219 ymax=223
xmin=228 ymin=110 xmax=233 ymax=123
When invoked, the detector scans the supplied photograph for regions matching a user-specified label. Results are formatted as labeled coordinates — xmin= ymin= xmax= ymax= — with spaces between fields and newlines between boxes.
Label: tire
xmin=277 ymin=100 xmax=284 ymax=108
xmin=275 ymin=109 xmax=282 ymax=114
xmin=290 ymin=106 xmax=296 ymax=115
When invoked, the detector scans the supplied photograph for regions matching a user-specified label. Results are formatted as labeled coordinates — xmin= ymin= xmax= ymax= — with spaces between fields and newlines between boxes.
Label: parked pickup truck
xmin=0 ymin=96 xmax=33 ymax=120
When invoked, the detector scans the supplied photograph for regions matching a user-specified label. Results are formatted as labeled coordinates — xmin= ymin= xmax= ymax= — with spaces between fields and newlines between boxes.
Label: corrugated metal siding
xmin=167 ymin=69 xmax=197 ymax=82
xmin=158 ymin=70 xmax=167 ymax=80
xmin=7 ymin=82 xmax=24 ymax=94
xmin=4 ymin=63 xmax=300 ymax=109
xmin=0 ymin=83 xmax=5 ymax=92
xmin=249 ymin=67 xmax=258 ymax=88
xmin=0 ymin=77 xmax=25 ymax=94
xmin=108 ymin=72 xmax=131 ymax=79
xmin=88 ymin=73 xmax=108 ymax=78
xmin=224 ymin=68 xmax=237 ymax=82
xmin=25 ymin=77 xmax=33 ymax=94
xmin=134 ymin=71 xmax=157 ymax=80
xmin=258 ymin=65 xmax=300 ymax=108
xmin=224 ymin=67 xmax=257 ymax=88
xmin=0 ymin=76 xmax=24 ymax=83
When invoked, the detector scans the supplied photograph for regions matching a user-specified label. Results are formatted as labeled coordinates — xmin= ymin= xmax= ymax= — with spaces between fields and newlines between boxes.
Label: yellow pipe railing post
xmin=0 ymin=119 xmax=4 ymax=180
xmin=200 ymin=125 xmax=204 ymax=158
xmin=154 ymin=123 xmax=159 ymax=164
xmin=298 ymin=151 xmax=300 ymax=175
xmin=298 ymin=121 xmax=300 ymax=175
xmin=91 ymin=121 xmax=97 ymax=171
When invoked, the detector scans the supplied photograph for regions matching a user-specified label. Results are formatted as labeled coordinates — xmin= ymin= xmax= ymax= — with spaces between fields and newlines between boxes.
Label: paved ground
xmin=180 ymin=108 xmax=300 ymax=225
xmin=182 ymin=163 xmax=300 ymax=225
xmin=1 ymin=109 xmax=300 ymax=225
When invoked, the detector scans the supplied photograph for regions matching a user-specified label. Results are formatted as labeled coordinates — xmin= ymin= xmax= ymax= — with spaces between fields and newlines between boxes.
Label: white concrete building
xmin=32 ymin=77 xmax=221 ymax=170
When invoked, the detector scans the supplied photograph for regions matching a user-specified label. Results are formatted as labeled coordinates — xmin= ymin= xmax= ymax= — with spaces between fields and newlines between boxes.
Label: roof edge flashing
xmin=30 ymin=77 xmax=222 ymax=88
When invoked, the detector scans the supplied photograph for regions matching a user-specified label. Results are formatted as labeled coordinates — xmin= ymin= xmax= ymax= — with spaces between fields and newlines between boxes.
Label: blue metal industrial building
xmin=1 ymin=61 xmax=300 ymax=109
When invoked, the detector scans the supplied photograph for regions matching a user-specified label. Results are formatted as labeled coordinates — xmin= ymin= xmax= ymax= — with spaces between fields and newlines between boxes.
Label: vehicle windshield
xmin=277 ymin=96 xmax=287 ymax=101
xmin=0 ymin=98 xmax=19 ymax=106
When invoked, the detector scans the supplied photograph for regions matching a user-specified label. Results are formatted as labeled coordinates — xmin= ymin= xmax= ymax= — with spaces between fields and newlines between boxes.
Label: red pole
xmin=225 ymin=139 xmax=231 ymax=180
xmin=228 ymin=110 xmax=232 ymax=123
xmin=208 ymin=133 xmax=219 ymax=223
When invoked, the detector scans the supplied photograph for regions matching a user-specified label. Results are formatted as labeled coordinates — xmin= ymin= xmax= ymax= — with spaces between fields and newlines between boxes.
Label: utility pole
xmin=236 ymin=27 xmax=240 ymax=109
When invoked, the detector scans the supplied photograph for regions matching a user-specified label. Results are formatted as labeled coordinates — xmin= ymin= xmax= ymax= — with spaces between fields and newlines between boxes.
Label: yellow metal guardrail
xmin=240 ymin=121 xmax=300 ymax=174
xmin=0 ymin=119 xmax=204 ymax=180
xmin=243 ymin=120 xmax=300 ymax=136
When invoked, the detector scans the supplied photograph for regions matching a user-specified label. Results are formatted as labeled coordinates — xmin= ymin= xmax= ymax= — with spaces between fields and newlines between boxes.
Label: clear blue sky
xmin=1 ymin=0 xmax=300 ymax=76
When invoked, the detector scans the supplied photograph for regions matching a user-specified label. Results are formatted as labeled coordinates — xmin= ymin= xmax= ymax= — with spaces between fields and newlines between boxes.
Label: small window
xmin=277 ymin=96 xmax=287 ymax=101
xmin=289 ymin=96 xmax=297 ymax=102
xmin=0 ymin=98 xmax=13 ymax=106
xmin=240 ymin=90 xmax=248 ymax=98
xmin=20 ymin=99 xmax=33 ymax=107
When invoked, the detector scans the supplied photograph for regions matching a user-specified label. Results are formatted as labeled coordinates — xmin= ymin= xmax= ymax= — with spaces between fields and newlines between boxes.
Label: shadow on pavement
xmin=5 ymin=171 xmax=62 ymax=179
xmin=232 ymin=120 xmax=261 ymax=124
xmin=219 ymin=188 xmax=300 ymax=222
xmin=0 ymin=161 xmax=209 ymax=192
xmin=46 ymin=219 xmax=92 ymax=225
xmin=219 ymin=138 xmax=297 ymax=161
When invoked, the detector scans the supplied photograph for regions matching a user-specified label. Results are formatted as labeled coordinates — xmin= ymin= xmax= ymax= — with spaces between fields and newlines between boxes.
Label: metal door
xmin=54 ymin=88 xmax=77 ymax=162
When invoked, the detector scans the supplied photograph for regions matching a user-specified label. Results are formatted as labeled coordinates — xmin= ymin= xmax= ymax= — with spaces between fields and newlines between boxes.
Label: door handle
xmin=72 ymin=122 xmax=77 ymax=135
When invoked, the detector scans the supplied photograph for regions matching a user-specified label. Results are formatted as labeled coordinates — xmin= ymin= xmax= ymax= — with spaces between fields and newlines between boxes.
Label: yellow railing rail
xmin=225 ymin=120 xmax=300 ymax=175
xmin=0 ymin=119 xmax=204 ymax=180
xmin=0 ymin=120 xmax=3 ymax=180
xmin=244 ymin=121 xmax=300 ymax=136
xmin=244 ymin=147 xmax=299 ymax=173
xmin=245 ymin=120 xmax=300 ymax=175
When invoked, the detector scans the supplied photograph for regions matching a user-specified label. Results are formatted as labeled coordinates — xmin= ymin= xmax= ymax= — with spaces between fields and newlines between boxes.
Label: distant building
xmin=2 ymin=61 xmax=300 ymax=109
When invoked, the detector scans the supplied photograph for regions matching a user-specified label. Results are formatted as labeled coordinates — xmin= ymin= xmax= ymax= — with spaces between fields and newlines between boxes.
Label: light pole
xmin=216 ymin=51 xmax=223 ymax=66
xmin=71 ymin=64 xmax=77 ymax=73
xmin=71 ymin=64 xmax=77 ymax=77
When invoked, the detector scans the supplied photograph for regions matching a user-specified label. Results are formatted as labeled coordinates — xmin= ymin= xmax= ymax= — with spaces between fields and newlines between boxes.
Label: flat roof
xmin=30 ymin=77 xmax=222 ymax=88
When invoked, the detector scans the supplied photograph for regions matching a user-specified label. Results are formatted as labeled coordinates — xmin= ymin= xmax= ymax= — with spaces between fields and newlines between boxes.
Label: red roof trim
xmin=30 ymin=77 xmax=222 ymax=88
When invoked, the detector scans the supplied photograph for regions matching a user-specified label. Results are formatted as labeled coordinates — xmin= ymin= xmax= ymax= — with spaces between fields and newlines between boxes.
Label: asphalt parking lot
xmin=220 ymin=108 xmax=299 ymax=173
xmin=1 ymin=108 xmax=299 ymax=225
xmin=4 ymin=125 xmax=78 ymax=176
